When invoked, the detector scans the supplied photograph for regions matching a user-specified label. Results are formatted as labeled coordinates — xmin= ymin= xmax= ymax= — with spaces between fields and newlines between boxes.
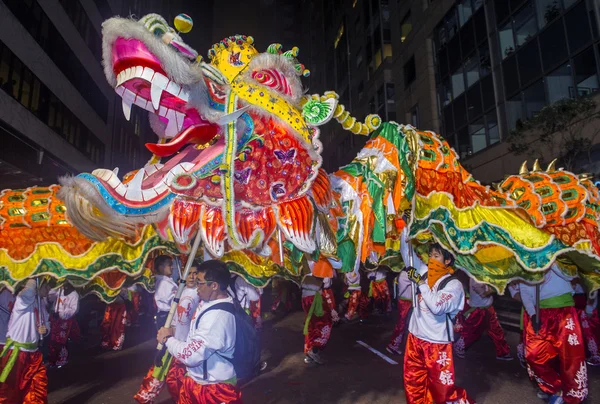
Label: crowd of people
xmin=0 ymin=242 xmax=597 ymax=403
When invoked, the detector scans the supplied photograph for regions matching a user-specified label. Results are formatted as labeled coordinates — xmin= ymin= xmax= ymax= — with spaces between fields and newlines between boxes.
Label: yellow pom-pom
xmin=174 ymin=14 xmax=193 ymax=34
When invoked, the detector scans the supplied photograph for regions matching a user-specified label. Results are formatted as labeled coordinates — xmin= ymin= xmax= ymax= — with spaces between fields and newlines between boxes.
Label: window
xmin=444 ymin=105 xmax=455 ymax=134
xmin=457 ymin=127 xmax=471 ymax=158
xmin=514 ymin=2 xmax=538 ymax=48
xmin=523 ymin=80 xmax=546 ymax=118
xmin=536 ymin=0 xmax=562 ymax=28
xmin=467 ymin=83 xmax=483 ymax=120
xmin=499 ymin=21 xmax=516 ymax=59
xmin=518 ymin=40 xmax=542 ymax=86
xmin=503 ymin=55 xmax=520 ymax=96
xmin=495 ymin=0 xmax=511 ymax=24
xmin=481 ymin=75 xmax=495 ymax=111
xmin=440 ymin=76 xmax=452 ymax=106
xmin=357 ymin=81 xmax=364 ymax=100
xmin=453 ymin=94 xmax=468 ymax=129
xmin=573 ymin=47 xmax=599 ymax=97
xmin=458 ymin=0 xmax=473 ymax=27
xmin=487 ymin=112 xmax=500 ymax=144
xmin=464 ymin=55 xmax=480 ymax=87
xmin=506 ymin=94 xmax=524 ymax=131
xmin=565 ymin=2 xmax=592 ymax=54
xmin=411 ymin=105 xmax=419 ymax=127
xmin=479 ymin=45 xmax=491 ymax=77
xmin=385 ymin=83 xmax=395 ymax=102
xmin=58 ymin=0 xmax=102 ymax=62
xmin=539 ymin=19 xmax=568 ymax=71
xmin=469 ymin=118 xmax=486 ymax=153
xmin=451 ymin=66 xmax=466 ymax=98
xmin=400 ymin=11 xmax=412 ymax=43
xmin=404 ymin=56 xmax=416 ymax=88
xmin=545 ymin=63 xmax=573 ymax=103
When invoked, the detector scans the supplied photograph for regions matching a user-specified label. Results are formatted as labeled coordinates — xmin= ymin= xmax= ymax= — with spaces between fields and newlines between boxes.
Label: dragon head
xmin=59 ymin=13 xmax=380 ymax=255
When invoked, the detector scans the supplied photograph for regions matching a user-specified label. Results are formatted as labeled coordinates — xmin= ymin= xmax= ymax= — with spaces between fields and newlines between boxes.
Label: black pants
xmin=155 ymin=311 xmax=168 ymax=330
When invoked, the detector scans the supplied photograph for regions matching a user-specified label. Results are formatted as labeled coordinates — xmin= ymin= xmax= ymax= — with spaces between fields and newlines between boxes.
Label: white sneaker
xmin=306 ymin=350 xmax=324 ymax=364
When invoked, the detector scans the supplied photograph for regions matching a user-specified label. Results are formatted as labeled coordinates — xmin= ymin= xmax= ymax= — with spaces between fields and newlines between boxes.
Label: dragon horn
xmin=546 ymin=158 xmax=558 ymax=172
xmin=532 ymin=159 xmax=542 ymax=172
xmin=519 ymin=161 xmax=529 ymax=175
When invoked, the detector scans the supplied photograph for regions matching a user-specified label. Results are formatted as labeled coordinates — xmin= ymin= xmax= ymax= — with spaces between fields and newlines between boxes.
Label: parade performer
xmin=154 ymin=256 xmax=176 ymax=329
xmin=302 ymin=275 xmax=332 ymax=365
xmin=127 ymin=284 xmax=142 ymax=327
xmin=572 ymin=280 xmax=600 ymax=367
xmin=454 ymin=278 xmax=512 ymax=361
xmin=134 ymin=263 xmax=200 ymax=403
xmin=157 ymin=260 xmax=241 ymax=404
xmin=508 ymin=282 xmax=529 ymax=368
xmin=386 ymin=269 xmax=412 ymax=355
xmin=403 ymin=243 xmax=474 ymax=403
xmin=521 ymin=264 xmax=587 ymax=403
xmin=322 ymin=276 xmax=340 ymax=325
xmin=343 ymin=271 xmax=363 ymax=321
xmin=369 ymin=268 xmax=392 ymax=314
xmin=0 ymin=288 xmax=15 ymax=347
xmin=230 ymin=274 xmax=262 ymax=329
xmin=0 ymin=279 xmax=50 ymax=403
xmin=100 ymin=288 xmax=129 ymax=351
xmin=47 ymin=283 xmax=80 ymax=368
xmin=271 ymin=278 xmax=293 ymax=314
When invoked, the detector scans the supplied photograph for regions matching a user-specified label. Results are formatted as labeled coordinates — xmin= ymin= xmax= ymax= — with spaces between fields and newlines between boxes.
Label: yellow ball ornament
xmin=174 ymin=14 xmax=193 ymax=34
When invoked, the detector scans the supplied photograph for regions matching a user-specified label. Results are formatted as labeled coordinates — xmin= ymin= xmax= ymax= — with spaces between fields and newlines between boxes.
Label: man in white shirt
xmin=135 ymin=263 xmax=200 ymax=403
xmin=454 ymin=278 xmax=512 ymax=361
xmin=386 ymin=270 xmax=412 ymax=355
xmin=47 ymin=282 xmax=80 ymax=368
xmin=153 ymin=255 xmax=176 ymax=329
xmin=403 ymin=243 xmax=474 ymax=403
xmin=521 ymin=264 xmax=587 ymax=403
xmin=157 ymin=260 xmax=241 ymax=403
xmin=0 ymin=278 xmax=51 ymax=403
xmin=572 ymin=279 xmax=600 ymax=367
xmin=0 ymin=288 xmax=15 ymax=347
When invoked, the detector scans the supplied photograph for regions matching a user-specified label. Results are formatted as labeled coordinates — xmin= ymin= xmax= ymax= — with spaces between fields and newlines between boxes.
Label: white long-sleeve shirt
xmin=228 ymin=276 xmax=260 ymax=310
xmin=6 ymin=282 xmax=50 ymax=350
xmin=166 ymin=296 xmax=236 ymax=383
xmin=301 ymin=276 xmax=323 ymax=298
xmin=49 ymin=288 xmax=79 ymax=320
xmin=344 ymin=271 xmax=361 ymax=291
xmin=468 ymin=279 xmax=493 ymax=308
xmin=173 ymin=287 xmax=200 ymax=341
xmin=0 ymin=289 xmax=15 ymax=344
xmin=155 ymin=275 xmax=177 ymax=312
xmin=400 ymin=228 xmax=428 ymax=276
xmin=408 ymin=274 xmax=465 ymax=344
xmin=520 ymin=263 xmax=574 ymax=317
xmin=397 ymin=271 xmax=412 ymax=300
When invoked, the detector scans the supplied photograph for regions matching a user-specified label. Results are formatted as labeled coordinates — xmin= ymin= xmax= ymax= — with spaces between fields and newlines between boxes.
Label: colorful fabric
xmin=388 ymin=299 xmax=412 ymax=353
xmin=455 ymin=306 xmax=510 ymax=357
xmin=345 ymin=290 xmax=361 ymax=320
xmin=178 ymin=375 xmax=242 ymax=404
xmin=427 ymin=258 xmax=454 ymax=289
xmin=271 ymin=280 xmax=292 ymax=312
xmin=165 ymin=359 xmax=186 ymax=402
xmin=371 ymin=278 xmax=391 ymax=313
xmin=129 ymin=291 xmax=142 ymax=325
xmin=249 ymin=299 xmax=262 ymax=329
xmin=322 ymin=288 xmax=339 ymax=323
xmin=47 ymin=317 xmax=80 ymax=367
xmin=403 ymin=333 xmax=474 ymax=404
xmin=524 ymin=307 xmax=587 ymax=402
xmin=302 ymin=295 xmax=332 ymax=353
xmin=0 ymin=338 xmax=37 ymax=383
xmin=0 ymin=349 xmax=47 ymax=404
xmin=100 ymin=302 xmax=127 ymax=351
xmin=134 ymin=365 xmax=164 ymax=404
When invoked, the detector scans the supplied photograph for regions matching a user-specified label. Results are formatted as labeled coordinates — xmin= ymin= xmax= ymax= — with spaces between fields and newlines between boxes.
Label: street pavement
xmin=47 ymin=309 xmax=600 ymax=404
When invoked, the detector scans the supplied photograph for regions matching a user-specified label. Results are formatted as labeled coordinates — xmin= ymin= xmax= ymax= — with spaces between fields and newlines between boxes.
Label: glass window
xmin=20 ymin=67 xmax=32 ymax=109
xmin=10 ymin=57 xmax=22 ymax=99
xmin=523 ymin=80 xmax=546 ymax=118
xmin=565 ymin=3 xmax=591 ymax=54
xmin=444 ymin=105 xmax=455 ymax=133
xmin=503 ymin=55 xmax=520 ymax=96
xmin=458 ymin=0 xmax=473 ymax=26
xmin=411 ymin=105 xmax=419 ymax=127
xmin=440 ymin=76 xmax=453 ymax=106
xmin=518 ymin=40 xmax=542 ymax=86
xmin=563 ymin=0 xmax=578 ymax=9
xmin=499 ymin=22 xmax=516 ymax=59
xmin=400 ymin=11 xmax=412 ymax=43
xmin=467 ymin=82 xmax=483 ymax=119
xmin=451 ymin=66 xmax=466 ymax=98
xmin=514 ymin=2 xmax=538 ymax=47
xmin=448 ymin=35 xmax=462 ymax=71
xmin=470 ymin=118 xmax=487 ymax=153
xmin=0 ymin=45 xmax=10 ymax=91
xmin=479 ymin=44 xmax=491 ymax=77
xmin=461 ymin=20 xmax=476 ymax=58
xmin=536 ymin=0 xmax=562 ymax=28
xmin=465 ymin=55 xmax=480 ymax=87
xmin=573 ymin=47 xmax=600 ymax=97
xmin=506 ymin=94 xmax=524 ymax=131
xmin=545 ymin=63 xmax=573 ymax=103
xmin=457 ymin=127 xmax=471 ymax=159
xmin=30 ymin=78 xmax=41 ymax=115
xmin=487 ymin=112 xmax=500 ymax=144
xmin=474 ymin=7 xmax=487 ymax=44
xmin=386 ymin=83 xmax=395 ymax=102
xmin=404 ymin=56 xmax=416 ymax=88
xmin=439 ymin=46 xmax=449 ymax=78
xmin=454 ymin=94 xmax=468 ymax=129
xmin=481 ymin=75 xmax=496 ymax=111
xmin=539 ymin=19 xmax=568 ymax=72
xmin=495 ymin=0 xmax=511 ymax=24
xmin=447 ymin=9 xmax=459 ymax=41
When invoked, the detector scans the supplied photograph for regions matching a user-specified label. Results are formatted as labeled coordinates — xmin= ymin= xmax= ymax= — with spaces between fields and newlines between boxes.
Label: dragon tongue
xmin=146 ymin=124 xmax=219 ymax=157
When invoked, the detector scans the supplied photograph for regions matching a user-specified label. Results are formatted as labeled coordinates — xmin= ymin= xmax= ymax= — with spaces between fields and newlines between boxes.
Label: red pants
xmin=524 ymin=307 xmax=587 ymax=403
xmin=101 ymin=302 xmax=127 ymax=351
xmin=48 ymin=317 xmax=80 ymax=367
xmin=387 ymin=299 xmax=412 ymax=352
xmin=322 ymin=288 xmax=339 ymax=322
xmin=302 ymin=295 xmax=332 ymax=353
xmin=455 ymin=306 xmax=510 ymax=357
xmin=345 ymin=290 xmax=361 ymax=320
xmin=271 ymin=281 xmax=292 ymax=312
xmin=134 ymin=359 xmax=186 ymax=403
xmin=404 ymin=333 xmax=474 ymax=404
xmin=249 ymin=299 xmax=262 ymax=329
xmin=371 ymin=279 xmax=391 ymax=313
xmin=0 ymin=350 xmax=47 ymax=404
xmin=577 ymin=308 xmax=600 ymax=365
xmin=178 ymin=376 xmax=241 ymax=404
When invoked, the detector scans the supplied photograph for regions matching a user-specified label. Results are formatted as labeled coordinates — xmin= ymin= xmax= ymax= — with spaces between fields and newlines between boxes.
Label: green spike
xmin=267 ymin=43 xmax=282 ymax=54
